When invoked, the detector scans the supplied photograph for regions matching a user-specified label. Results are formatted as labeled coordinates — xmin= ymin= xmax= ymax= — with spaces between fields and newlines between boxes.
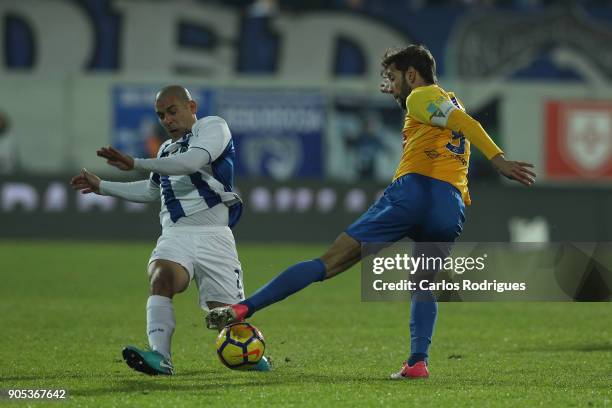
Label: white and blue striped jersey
xmin=148 ymin=116 xmax=242 ymax=228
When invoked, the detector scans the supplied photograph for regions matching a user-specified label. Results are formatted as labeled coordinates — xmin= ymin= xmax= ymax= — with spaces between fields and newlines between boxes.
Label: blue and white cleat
xmin=122 ymin=345 xmax=174 ymax=376
xmin=249 ymin=356 xmax=272 ymax=372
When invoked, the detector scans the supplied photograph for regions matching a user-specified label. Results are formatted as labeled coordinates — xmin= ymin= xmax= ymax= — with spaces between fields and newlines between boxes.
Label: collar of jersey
xmin=176 ymin=132 xmax=192 ymax=146
xmin=161 ymin=132 xmax=192 ymax=156
xmin=169 ymin=132 xmax=192 ymax=148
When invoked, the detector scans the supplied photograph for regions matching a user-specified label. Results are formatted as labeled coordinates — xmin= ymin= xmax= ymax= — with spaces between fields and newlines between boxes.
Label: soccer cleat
xmin=205 ymin=305 xmax=241 ymax=330
xmin=249 ymin=355 xmax=272 ymax=372
xmin=390 ymin=361 xmax=429 ymax=379
xmin=122 ymin=345 xmax=174 ymax=376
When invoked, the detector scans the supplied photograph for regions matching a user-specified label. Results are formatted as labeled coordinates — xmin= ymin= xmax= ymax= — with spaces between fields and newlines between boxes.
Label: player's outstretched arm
xmin=97 ymin=146 xmax=135 ymax=171
xmin=132 ymin=148 xmax=209 ymax=175
xmin=70 ymin=168 xmax=159 ymax=202
xmin=98 ymin=144 xmax=210 ymax=176
xmin=70 ymin=168 xmax=101 ymax=194
xmin=444 ymin=109 xmax=535 ymax=186
xmin=490 ymin=154 xmax=536 ymax=186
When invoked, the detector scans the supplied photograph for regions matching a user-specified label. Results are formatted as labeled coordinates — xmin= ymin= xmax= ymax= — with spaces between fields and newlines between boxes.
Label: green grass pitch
xmin=1 ymin=241 xmax=611 ymax=407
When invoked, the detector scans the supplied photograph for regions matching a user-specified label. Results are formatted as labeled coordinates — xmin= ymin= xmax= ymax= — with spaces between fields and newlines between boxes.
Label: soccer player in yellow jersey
xmin=206 ymin=45 xmax=536 ymax=379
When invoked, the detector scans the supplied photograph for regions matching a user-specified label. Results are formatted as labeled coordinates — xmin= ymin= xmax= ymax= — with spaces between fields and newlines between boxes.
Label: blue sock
xmin=240 ymin=259 xmax=326 ymax=317
xmin=408 ymin=290 xmax=437 ymax=365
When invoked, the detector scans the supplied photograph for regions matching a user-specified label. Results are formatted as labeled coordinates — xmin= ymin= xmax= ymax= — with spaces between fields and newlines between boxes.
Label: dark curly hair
xmin=381 ymin=45 xmax=437 ymax=85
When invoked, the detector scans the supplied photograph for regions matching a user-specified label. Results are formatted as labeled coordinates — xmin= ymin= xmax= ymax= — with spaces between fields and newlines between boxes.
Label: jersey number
xmin=446 ymin=131 xmax=466 ymax=155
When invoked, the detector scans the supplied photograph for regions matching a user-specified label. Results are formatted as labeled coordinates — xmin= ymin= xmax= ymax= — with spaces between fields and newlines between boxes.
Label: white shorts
xmin=148 ymin=225 xmax=245 ymax=310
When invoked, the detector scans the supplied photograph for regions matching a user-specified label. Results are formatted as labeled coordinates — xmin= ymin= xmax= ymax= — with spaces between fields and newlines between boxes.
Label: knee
xmin=149 ymin=267 xmax=176 ymax=297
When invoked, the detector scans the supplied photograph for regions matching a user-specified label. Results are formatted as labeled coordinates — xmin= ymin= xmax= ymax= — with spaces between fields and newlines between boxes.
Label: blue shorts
xmin=346 ymin=173 xmax=466 ymax=243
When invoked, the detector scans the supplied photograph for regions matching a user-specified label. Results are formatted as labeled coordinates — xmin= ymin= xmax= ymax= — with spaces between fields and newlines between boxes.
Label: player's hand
xmin=97 ymin=146 xmax=135 ymax=171
xmin=70 ymin=168 xmax=101 ymax=194
xmin=491 ymin=154 xmax=536 ymax=186
xmin=379 ymin=77 xmax=393 ymax=94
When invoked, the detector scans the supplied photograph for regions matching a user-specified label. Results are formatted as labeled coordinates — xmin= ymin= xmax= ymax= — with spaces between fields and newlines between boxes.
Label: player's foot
xmin=206 ymin=304 xmax=247 ymax=330
xmin=205 ymin=306 xmax=236 ymax=330
xmin=248 ymin=356 xmax=272 ymax=372
xmin=390 ymin=361 xmax=429 ymax=379
xmin=122 ymin=345 xmax=174 ymax=376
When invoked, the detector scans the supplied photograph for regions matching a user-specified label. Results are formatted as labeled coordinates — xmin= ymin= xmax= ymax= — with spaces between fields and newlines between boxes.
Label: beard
xmin=394 ymin=79 xmax=412 ymax=111
xmin=393 ymin=96 xmax=404 ymax=110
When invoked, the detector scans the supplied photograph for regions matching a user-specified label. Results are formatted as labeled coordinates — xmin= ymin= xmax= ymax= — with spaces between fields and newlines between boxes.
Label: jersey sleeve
xmin=133 ymin=149 xmax=210 ymax=175
xmin=447 ymin=109 xmax=503 ymax=160
xmin=406 ymin=87 xmax=458 ymax=127
xmin=99 ymin=179 xmax=159 ymax=203
xmin=190 ymin=116 xmax=232 ymax=163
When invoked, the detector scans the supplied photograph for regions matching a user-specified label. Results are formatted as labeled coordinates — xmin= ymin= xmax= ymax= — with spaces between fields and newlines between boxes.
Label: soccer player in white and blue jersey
xmin=71 ymin=85 xmax=270 ymax=375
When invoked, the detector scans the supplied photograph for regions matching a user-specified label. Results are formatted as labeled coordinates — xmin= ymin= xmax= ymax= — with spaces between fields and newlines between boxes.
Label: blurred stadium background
xmin=2 ymin=2 xmax=612 ymax=406
xmin=1 ymin=0 xmax=612 ymax=242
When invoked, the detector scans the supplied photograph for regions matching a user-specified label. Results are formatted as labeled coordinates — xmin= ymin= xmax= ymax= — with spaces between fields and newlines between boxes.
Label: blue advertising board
xmin=214 ymin=89 xmax=325 ymax=180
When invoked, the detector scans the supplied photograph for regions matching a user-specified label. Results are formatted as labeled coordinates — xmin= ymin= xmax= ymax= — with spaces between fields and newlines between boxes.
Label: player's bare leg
xmin=122 ymin=260 xmax=189 ymax=376
xmin=320 ymin=232 xmax=361 ymax=278
xmin=149 ymin=259 xmax=190 ymax=298
xmin=206 ymin=233 xmax=362 ymax=330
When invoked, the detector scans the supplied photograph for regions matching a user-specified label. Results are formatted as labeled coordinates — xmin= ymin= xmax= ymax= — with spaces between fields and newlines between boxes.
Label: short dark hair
xmin=381 ymin=45 xmax=437 ymax=84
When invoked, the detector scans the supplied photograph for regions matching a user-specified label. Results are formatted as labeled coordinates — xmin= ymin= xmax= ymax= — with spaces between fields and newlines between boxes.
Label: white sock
xmin=146 ymin=295 xmax=175 ymax=360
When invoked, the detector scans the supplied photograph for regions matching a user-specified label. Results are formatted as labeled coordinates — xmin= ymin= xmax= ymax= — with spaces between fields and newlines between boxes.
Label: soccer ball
xmin=215 ymin=322 xmax=265 ymax=370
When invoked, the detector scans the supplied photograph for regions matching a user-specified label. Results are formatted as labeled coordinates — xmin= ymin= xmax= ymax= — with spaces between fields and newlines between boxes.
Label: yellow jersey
xmin=393 ymin=84 xmax=503 ymax=206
